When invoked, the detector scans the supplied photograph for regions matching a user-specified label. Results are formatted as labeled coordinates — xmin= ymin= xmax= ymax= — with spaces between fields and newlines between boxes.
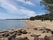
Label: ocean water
xmin=0 ymin=20 xmax=27 ymax=31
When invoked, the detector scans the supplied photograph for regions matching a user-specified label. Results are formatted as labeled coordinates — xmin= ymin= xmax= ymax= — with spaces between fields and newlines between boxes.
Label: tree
xmin=30 ymin=0 xmax=53 ymax=21
xmin=30 ymin=17 xmax=35 ymax=20
xmin=41 ymin=0 xmax=53 ymax=14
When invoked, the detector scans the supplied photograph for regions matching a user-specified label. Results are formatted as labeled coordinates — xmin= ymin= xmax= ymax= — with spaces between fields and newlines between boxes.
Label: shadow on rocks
xmin=17 ymin=29 xmax=27 ymax=34
xmin=44 ymin=35 xmax=50 ymax=40
xmin=31 ymin=34 xmax=41 ymax=40
xmin=16 ymin=37 xmax=29 ymax=40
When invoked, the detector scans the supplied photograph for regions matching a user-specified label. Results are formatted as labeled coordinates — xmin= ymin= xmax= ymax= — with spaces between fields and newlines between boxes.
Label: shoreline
xmin=0 ymin=20 xmax=53 ymax=40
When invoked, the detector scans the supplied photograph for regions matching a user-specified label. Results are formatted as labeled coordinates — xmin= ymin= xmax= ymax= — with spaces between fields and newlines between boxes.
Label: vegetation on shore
xmin=30 ymin=0 xmax=53 ymax=21
xmin=30 ymin=13 xmax=53 ymax=21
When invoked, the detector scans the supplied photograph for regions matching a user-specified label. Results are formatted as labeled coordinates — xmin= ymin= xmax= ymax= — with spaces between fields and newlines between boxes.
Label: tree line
xmin=30 ymin=0 xmax=53 ymax=21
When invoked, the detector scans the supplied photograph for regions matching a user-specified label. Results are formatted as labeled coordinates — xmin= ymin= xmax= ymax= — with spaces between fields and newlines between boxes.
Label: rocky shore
xmin=0 ymin=20 xmax=53 ymax=40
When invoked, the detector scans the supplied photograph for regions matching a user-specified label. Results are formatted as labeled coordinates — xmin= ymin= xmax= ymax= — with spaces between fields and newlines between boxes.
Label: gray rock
xmin=2 ymin=33 xmax=9 ymax=37
xmin=17 ymin=29 xmax=27 ymax=34
xmin=16 ymin=33 xmax=21 ymax=36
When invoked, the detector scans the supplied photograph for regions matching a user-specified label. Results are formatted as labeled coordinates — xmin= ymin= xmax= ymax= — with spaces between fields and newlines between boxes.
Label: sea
xmin=0 ymin=20 xmax=27 ymax=32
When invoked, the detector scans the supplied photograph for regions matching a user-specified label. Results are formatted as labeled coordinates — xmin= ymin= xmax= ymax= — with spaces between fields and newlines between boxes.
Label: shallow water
xmin=0 ymin=20 xmax=27 ymax=31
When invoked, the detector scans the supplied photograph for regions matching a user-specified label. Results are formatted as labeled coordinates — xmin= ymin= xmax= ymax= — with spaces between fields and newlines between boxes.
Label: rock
xmin=0 ymin=37 xmax=8 ymax=40
xmin=28 ymin=32 xmax=31 ymax=34
xmin=0 ymin=35 xmax=3 ymax=38
xmin=0 ymin=31 xmax=8 ymax=33
xmin=42 ymin=28 xmax=51 ymax=33
xmin=31 ymin=34 xmax=40 ymax=40
xmin=3 ymin=33 xmax=9 ymax=37
xmin=49 ymin=36 xmax=53 ymax=40
xmin=16 ymin=33 xmax=21 ymax=36
xmin=44 ymin=36 xmax=50 ymax=40
xmin=42 ymin=30 xmax=46 ymax=33
xmin=9 ymin=32 xmax=14 ymax=34
xmin=33 ymin=28 xmax=38 ymax=30
xmin=45 ymin=28 xmax=51 ymax=33
xmin=17 ymin=29 xmax=27 ymax=34
xmin=31 ymin=34 xmax=41 ymax=37
xmin=16 ymin=37 xmax=29 ymax=40
xmin=20 ymin=29 xmax=27 ymax=34
xmin=39 ymin=29 xmax=44 ymax=31
xmin=16 ymin=29 xmax=27 ymax=36
xmin=45 ymin=28 xmax=51 ymax=31
xmin=51 ymin=31 xmax=53 ymax=34
xmin=39 ymin=38 xmax=44 ymax=40
xmin=34 ymin=37 xmax=39 ymax=40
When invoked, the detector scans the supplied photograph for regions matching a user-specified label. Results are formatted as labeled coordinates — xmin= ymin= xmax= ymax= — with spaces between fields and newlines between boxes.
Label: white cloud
xmin=16 ymin=0 xmax=35 ymax=6
xmin=19 ymin=9 xmax=36 ymax=17
xmin=0 ymin=13 xmax=17 ymax=19
xmin=0 ymin=0 xmax=18 ymax=13
xmin=0 ymin=0 xmax=36 ymax=18
xmin=37 ymin=12 xmax=46 ymax=15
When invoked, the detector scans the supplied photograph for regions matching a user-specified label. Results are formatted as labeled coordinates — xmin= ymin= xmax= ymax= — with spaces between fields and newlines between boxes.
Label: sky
xmin=0 ymin=0 xmax=47 ymax=19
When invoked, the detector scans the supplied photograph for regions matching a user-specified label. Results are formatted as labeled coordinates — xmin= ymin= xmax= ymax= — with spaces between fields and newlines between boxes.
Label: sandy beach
xmin=23 ymin=20 xmax=53 ymax=38
xmin=0 ymin=20 xmax=53 ymax=40
xmin=25 ymin=20 xmax=53 ymax=30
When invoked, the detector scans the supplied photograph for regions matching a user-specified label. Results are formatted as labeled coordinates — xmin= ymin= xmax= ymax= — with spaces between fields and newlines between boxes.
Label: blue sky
xmin=0 ymin=0 xmax=47 ymax=19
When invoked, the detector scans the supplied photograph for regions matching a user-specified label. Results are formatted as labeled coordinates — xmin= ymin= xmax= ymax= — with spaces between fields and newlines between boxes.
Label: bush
xmin=30 ymin=17 xmax=35 ymax=20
